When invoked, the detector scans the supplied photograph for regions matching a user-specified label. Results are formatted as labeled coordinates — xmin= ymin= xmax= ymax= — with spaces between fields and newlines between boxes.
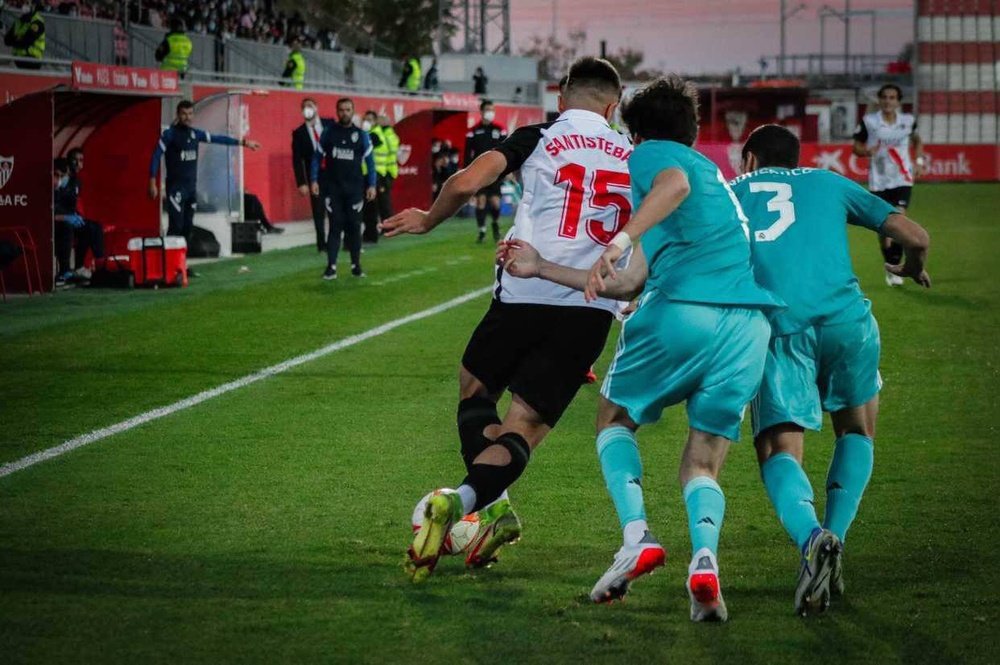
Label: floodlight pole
xmin=779 ymin=1 xmax=807 ymax=77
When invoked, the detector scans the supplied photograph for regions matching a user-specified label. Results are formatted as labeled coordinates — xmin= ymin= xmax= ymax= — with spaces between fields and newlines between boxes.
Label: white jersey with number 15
xmin=492 ymin=108 xmax=633 ymax=314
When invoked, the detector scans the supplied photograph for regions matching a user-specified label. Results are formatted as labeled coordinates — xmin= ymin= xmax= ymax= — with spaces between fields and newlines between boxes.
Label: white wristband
xmin=916 ymin=156 xmax=927 ymax=166
xmin=610 ymin=231 xmax=632 ymax=252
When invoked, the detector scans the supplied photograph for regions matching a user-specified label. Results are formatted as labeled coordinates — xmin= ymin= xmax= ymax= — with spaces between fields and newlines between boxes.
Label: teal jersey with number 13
xmin=729 ymin=167 xmax=897 ymax=335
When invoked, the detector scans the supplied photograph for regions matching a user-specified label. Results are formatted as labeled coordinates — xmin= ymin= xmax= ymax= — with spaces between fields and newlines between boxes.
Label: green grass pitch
xmin=1 ymin=183 xmax=998 ymax=663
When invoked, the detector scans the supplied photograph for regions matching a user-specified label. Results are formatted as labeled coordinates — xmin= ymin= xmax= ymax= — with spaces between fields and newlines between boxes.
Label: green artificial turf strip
xmin=1 ymin=187 xmax=998 ymax=663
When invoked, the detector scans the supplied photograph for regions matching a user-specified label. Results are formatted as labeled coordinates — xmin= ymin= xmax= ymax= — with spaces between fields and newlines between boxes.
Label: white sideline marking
xmin=0 ymin=286 xmax=493 ymax=479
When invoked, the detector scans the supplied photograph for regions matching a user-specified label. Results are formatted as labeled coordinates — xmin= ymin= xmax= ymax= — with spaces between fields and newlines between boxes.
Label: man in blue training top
xmin=502 ymin=76 xmax=781 ymax=622
xmin=310 ymin=97 xmax=376 ymax=280
xmin=148 ymin=99 xmax=261 ymax=271
xmin=729 ymin=124 xmax=930 ymax=616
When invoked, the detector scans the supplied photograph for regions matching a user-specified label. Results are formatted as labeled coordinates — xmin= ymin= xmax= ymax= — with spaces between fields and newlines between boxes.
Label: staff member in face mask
xmin=292 ymin=98 xmax=331 ymax=252
xmin=464 ymin=99 xmax=507 ymax=243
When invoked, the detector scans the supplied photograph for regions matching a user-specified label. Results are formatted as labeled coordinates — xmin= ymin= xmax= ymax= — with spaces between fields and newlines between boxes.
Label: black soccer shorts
xmin=462 ymin=299 xmax=613 ymax=427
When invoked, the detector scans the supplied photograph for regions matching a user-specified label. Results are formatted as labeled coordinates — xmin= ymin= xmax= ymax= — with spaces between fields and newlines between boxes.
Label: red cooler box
xmin=127 ymin=236 xmax=188 ymax=287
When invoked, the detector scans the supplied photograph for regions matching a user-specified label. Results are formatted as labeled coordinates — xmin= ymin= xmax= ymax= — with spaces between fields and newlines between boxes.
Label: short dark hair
xmin=176 ymin=99 xmax=194 ymax=113
xmin=336 ymin=97 xmax=353 ymax=107
xmin=67 ymin=147 xmax=84 ymax=161
xmin=877 ymin=83 xmax=902 ymax=100
xmin=170 ymin=17 xmax=185 ymax=32
xmin=741 ymin=124 xmax=800 ymax=168
xmin=363 ymin=109 xmax=377 ymax=118
xmin=557 ymin=74 xmax=569 ymax=92
xmin=620 ymin=75 xmax=699 ymax=146
xmin=53 ymin=157 xmax=69 ymax=173
xmin=301 ymin=97 xmax=317 ymax=108
xmin=479 ymin=99 xmax=494 ymax=111
xmin=564 ymin=57 xmax=621 ymax=100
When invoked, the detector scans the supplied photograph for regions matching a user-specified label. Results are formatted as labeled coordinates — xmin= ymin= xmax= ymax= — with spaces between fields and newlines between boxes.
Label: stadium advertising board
xmin=71 ymin=62 xmax=180 ymax=95
xmin=700 ymin=142 xmax=999 ymax=183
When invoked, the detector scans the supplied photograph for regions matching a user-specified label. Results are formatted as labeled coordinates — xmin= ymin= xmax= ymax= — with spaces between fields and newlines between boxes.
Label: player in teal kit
xmin=730 ymin=125 xmax=931 ymax=615
xmin=503 ymin=77 xmax=781 ymax=622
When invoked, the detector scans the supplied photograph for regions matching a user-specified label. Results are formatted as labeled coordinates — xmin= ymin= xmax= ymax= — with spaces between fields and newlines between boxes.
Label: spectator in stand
xmin=398 ymin=54 xmax=421 ymax=92
xmin=512 ymin=86 xmax=524 ymax=103
xmin=113 ymin=12 xmax=129 ymax=65
xmin=53 ymin=151 xmax=105 ymax=285
xmin=156 ymin=17 xmax=192 ymax=76
xmin=3 ymin=1 xmax=45 ymax=69
xmin=423 ymin=57 xmax=439 ymax=91
xmin=473 ymin=66 xmax=488 ymax=95
xmin=282 ymin=36 xmax=306 ymax=89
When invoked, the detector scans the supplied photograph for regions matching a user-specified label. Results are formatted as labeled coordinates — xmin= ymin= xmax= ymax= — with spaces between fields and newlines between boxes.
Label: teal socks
xmin=683 ymin=476 xmax=725 ymax=556
xmin=761 ymin=452 xmax=821 ymax=550
xmin=824 ymin=433 xmax=874 ymax=542
xmin=596 ymin=426 xmax=647 ymax=528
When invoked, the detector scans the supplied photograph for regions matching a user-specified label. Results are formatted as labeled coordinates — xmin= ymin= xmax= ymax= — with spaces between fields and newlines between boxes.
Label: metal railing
xmin=766 ymin=53 xmax=904 ymax=82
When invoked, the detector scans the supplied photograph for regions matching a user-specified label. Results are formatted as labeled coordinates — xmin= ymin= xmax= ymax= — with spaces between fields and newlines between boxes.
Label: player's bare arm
xmin=501 ymin=239 xmax=648 ymax=302
xmin=911 ymin=132 xmax=927 ymax=177
xmin=586 ymin=167 xmax=689 ymax=300
xmin=881 ymin=212 xmax=931 ymax=287
xmin=382 ymin=151 xmax=508 ymax=237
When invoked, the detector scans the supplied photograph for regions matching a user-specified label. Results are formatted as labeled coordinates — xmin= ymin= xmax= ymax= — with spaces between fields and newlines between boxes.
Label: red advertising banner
xmin=441 ymin=91 xmax=482 ymax=111
xmin=0 ymin=92 xmax=54 ymax=293
xmin=71 ymin=61 xmax=180 ymax=95
xmin=698 ymin=142 xmax=999 ymax=183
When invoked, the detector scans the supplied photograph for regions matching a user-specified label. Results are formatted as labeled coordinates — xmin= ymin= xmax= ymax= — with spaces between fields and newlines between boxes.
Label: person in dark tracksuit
xmin=149 ymin=99 xmax=260 ymax=275
xmin=310 ymin=97 xmax=376 ymax=281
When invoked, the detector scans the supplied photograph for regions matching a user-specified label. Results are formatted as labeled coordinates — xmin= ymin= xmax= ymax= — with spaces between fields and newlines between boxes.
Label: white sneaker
xmin=885 ymin=270 xmax=904 ymax=287
xmin=589 ymin=532 xmax=666 ymax=603
xmin=74 ymin=266 xmax=93 ymax=280
xmin=687 ymin=548 xmax=728 ymax=622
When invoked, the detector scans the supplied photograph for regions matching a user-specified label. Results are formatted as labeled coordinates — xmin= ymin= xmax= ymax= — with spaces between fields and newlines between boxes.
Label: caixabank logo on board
xmin=0 ymin=154 xmax=29 ymax=207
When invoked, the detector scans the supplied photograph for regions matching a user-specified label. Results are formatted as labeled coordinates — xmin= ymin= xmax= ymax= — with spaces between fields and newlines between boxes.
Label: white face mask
xmin=302 ymin=106 xmax=316 ymax=120
xmin=361 ymin=120 xmax=373 ymax=132
xmin=482 ymin=110 xmax=495 ymax=123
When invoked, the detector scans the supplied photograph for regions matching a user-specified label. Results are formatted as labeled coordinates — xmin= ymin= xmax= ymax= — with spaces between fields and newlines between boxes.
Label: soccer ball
xmin=411 ymin=491 xmax=482 ymax=555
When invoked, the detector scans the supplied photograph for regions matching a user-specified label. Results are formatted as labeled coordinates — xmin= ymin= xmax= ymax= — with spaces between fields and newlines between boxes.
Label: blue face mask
xmin=57 ymin=175 xmax=69 ymax=189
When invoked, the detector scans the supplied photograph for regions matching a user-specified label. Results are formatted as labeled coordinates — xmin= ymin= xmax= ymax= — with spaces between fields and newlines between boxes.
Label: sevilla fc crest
xmin=0 ymin=155 xmax=13 ymax=190
xmin=397 ymin=144 xmax=412 ymax=166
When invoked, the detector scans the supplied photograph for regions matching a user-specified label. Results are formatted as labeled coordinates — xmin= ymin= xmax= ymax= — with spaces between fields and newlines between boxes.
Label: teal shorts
xmin=751 ymin=312 xmax=881 ymax=436
xmin=601 ymin=290 xmax=771 ymax=441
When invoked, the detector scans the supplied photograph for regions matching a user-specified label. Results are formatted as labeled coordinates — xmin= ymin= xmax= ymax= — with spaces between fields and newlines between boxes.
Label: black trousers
xmin=166 ymin=187 xmax=197 ymax=242
xmin=376 ymin=174 xmax=394 ymax=221
xmin=362 ymin=197 xmax=379 ymax=243
xmin=323 ymin=185 xmax=362 ymax=268
xmin=309 ymin=192 xmax=327 ymax=250
xmin=55 ymin=219 xmax=105 ymax=274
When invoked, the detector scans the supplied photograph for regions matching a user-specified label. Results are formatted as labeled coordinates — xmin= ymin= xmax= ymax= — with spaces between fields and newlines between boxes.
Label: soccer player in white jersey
xmin=852 ymin=84 xmax=927 ymax=286
xmin=382 ymin=57 xmax=635 ymax=582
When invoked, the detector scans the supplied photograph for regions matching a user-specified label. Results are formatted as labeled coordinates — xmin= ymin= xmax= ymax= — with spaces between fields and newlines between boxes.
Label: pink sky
xmin=510 ymin=0 xmax=915 ymax=76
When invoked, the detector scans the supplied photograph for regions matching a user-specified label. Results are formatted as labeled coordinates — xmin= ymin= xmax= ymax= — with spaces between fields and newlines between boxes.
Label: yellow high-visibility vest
xmin=382 ymin=126 xmax=400 ymax=178
xmin=161 ymin=32 xmax=193 ymax=73
xmin=12 ymin=12 xmax=45 ymax=59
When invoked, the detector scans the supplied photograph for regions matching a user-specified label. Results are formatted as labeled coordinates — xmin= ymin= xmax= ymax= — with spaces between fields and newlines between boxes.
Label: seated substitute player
xmin=506 ymin=76 xmax=782 ymax=621
xmin=382 ymin=57 xmax=632 ymax=582
xmin=730 ymin=124 xmax=931 ymax=615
